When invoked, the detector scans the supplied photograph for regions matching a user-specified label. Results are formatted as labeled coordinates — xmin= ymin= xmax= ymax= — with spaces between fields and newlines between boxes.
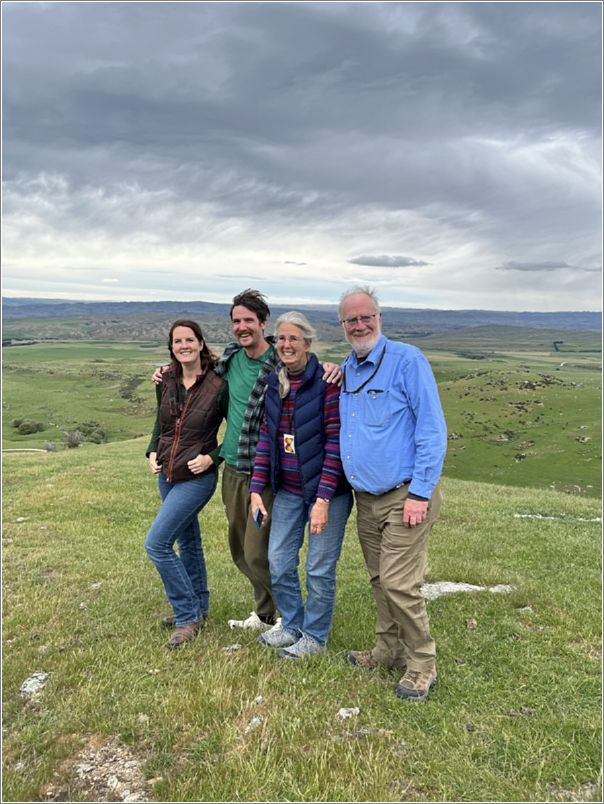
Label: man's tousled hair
xmin=230 ymin=288 xmax=270 ymax=323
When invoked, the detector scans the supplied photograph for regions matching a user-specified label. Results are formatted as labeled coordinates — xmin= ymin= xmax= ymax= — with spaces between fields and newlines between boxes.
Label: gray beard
xmin=351 ymin=332 xmax=381 ymax=358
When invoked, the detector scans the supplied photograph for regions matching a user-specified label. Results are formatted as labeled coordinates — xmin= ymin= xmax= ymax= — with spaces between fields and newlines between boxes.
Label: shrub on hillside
xmin=44 ymin=442 xmax=57 ymax=452
xmin=16 ymin=419 xmax=45 ymax=435
xmin=76 ymin=421 xmax=108 ymax=444
xmin=63 ymin=430 xmax=84 ymax=449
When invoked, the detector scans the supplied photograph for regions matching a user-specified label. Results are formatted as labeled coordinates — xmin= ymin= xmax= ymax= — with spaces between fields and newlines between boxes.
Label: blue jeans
xmin=268 ymin=489 xmax=353 ymax=645
xmin=144 ymin=469 xmax=217 ymax=627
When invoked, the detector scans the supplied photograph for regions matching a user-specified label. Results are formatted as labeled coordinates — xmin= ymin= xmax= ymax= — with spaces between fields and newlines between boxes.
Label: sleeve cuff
xmin=407 ymin=491 xmax=429 ymax=501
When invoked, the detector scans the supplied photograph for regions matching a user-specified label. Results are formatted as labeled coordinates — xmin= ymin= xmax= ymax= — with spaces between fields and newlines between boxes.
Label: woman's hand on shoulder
xmin=148 ymin=452 xmax=162 ymax=473
xmin=321 ymin=362 xmax=342 ymax=386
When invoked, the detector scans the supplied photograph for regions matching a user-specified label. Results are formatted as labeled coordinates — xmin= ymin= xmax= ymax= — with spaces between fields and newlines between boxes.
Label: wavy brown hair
xmin=168 ymin=319 xmax=216 ymax=378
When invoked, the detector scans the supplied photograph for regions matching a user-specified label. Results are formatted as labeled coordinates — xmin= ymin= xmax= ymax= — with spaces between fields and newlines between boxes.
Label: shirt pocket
xmin=363 ymin=390 xmax=392 ymax=428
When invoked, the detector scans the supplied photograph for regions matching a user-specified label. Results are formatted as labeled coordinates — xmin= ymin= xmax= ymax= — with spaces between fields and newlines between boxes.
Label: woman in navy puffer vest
xmin=250 ymin=312 xmax=352 ymax=659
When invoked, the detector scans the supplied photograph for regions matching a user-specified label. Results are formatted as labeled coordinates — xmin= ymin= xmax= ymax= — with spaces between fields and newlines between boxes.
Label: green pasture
xmin=2 ymin=442 xmax=601 ymax=802
xmin=264 ymin=340 xmax=601 ymax=497
xmin=4 ymin=339 xmax=600 ymax=497
xmin=432 ymin=355 xmax=601 ymax=497
xmin=2 ymin=341 xmax=220 ymax=450
xmin=2 ymin=342 xmax=159 ymax=448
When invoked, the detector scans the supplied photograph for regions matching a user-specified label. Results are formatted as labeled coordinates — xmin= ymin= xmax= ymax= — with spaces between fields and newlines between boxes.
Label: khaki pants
xmin=355 ymin=483 xmax=442 ymax=673
xmin=221 ymin=463 xmax=276 ymax=619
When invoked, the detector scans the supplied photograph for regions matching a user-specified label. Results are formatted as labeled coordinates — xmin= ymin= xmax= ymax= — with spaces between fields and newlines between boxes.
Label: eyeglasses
xmin=277 ymin=334 xmax=305 ymax=344
xmin=340 ymin=314 xmax=378 ymax=328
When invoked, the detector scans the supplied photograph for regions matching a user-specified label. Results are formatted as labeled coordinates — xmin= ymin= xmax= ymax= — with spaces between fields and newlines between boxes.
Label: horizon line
xmin=2 ymin=294 xmax=602 ymax=316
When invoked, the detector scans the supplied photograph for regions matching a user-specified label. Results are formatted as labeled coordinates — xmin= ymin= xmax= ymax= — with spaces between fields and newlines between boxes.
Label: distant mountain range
xmin=3 ymin=297 xmax=601 ymax=334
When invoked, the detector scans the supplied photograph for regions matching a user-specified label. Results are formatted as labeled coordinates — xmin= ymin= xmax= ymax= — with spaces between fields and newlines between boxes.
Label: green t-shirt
xmin=220 ymin=345 xmax=273 ymax=466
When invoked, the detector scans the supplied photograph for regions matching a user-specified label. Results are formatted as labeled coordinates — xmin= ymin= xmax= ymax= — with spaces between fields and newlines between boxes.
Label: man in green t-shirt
xmin=154 ymin=289 xmax=340 ymax=631
xmin=214 ymin=289 xmax=281 ymax=629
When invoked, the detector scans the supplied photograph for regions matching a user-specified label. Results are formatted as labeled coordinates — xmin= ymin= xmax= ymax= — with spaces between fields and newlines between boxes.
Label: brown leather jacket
xmin=156 ymin=367 xmax=225 ymax=482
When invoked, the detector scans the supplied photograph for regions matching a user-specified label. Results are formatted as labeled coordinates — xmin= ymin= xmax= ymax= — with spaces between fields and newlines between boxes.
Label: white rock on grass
xmin=421 ymin=581 xmax=483 ymax=600
xmin=222 ymin=643 xmax=242 ymax=653
xmin=337 ymin=707 xmax=361 ymax=720
xmin=20 ymin=672 xmax=49 ymax=699
xmin=514 ymin=512 xmax=601 ymax=523
xmin=421 ymin=581 xmax=514 ymax=600
xmin=244 ymin=715 xmax=263 ymax=734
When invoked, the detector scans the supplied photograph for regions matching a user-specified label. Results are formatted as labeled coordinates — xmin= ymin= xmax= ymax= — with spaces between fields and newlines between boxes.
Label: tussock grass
xmin=2 ymin=441 xmax=602 ymax=802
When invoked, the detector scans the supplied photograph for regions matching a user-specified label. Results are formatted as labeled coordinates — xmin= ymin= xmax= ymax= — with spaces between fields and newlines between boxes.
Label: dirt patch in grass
xmin=546 ymin=780 xmax=600 ymax=802
xmin=41 ymin=736 xmax=152 ymax=802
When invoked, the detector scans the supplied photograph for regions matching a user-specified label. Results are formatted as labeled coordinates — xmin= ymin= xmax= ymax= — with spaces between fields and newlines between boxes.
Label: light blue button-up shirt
xmin=339 ymin=335 xmax=447 ymax=498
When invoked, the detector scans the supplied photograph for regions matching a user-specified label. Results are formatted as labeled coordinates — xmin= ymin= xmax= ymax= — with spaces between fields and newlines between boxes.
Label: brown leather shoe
xmin=166 ymin=619 xmax=204 ymax=649
xmin=162 ymin=613 xmax=207 ymax=629
xmin=346 ymin=650 xmax=380 ymax=669
xmin=346 ymin=650 xmax=406 ymax=671
xmin=395 ymin=668 xmax=437 ymax=701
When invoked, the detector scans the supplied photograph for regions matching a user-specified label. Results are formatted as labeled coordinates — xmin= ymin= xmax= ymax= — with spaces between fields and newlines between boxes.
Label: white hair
xmin=275 ymin=311 xmax=316 ymax=398
xmin=275 ymin=311 xmax=316 ymax=341
xmin=338 ymin=285 xmax=381 ymax=320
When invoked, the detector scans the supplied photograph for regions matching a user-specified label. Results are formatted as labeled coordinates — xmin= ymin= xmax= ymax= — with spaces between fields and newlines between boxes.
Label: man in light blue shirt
xmin=339 ymin=286 xmax=447 ymax=702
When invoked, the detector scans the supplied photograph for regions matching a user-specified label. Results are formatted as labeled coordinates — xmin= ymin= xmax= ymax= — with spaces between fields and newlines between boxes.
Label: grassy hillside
xmin=4 ymin=340 xmax=599 ymax=496
xmin=2 ymin=441 xmax=601 ymax=802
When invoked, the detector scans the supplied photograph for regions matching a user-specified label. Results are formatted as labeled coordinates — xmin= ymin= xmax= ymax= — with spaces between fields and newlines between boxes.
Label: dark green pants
xmin=221 ymin=463 xmax=276 ymax=618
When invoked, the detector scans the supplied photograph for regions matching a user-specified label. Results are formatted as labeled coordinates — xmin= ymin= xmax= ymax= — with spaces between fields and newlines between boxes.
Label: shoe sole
xmin=395 ymin=675 xmax=437 ymax=702
xmin=278 ymin=647 xmax=325 ymax=659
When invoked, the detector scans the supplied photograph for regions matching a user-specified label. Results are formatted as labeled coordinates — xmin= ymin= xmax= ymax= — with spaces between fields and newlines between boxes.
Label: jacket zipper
xmin=166 ymin=388 xmax=196 ymax=482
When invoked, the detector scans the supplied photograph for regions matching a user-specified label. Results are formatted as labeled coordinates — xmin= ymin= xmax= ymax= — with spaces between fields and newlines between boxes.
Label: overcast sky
xmin=2 ymin=1 xmax=602 ymax=311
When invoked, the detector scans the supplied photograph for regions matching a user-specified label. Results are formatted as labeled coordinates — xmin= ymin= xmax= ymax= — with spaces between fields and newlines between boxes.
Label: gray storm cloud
xmin=2 ymin=1 xmax=601 ymax=310
xmin=348 ymin=256 xmax=430 ymax=268
xmin=496 ymin=261 xmax=600 ymax=273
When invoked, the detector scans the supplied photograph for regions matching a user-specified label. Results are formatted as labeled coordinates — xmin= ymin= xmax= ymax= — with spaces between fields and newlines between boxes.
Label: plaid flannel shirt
xmin=214 ymin=336 xmax=280 ymax=475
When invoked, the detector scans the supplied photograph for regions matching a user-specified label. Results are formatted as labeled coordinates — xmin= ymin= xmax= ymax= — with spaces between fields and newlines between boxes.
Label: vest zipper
xmin=166 ymin=388 xmax=196 ymax=482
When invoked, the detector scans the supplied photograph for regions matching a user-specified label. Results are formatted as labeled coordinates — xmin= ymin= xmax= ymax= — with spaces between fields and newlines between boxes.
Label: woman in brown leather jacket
xmin=145 ymin=319 xmax=227 ymax=649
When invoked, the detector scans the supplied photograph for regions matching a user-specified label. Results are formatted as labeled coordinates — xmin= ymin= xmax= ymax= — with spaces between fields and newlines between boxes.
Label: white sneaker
xmin=227 ymin=611 xmax=274 ymax=630
xmin=278 ymin=633 xmax=325 ymax=659
xmin=258 ymin=622 xmax=297 ymax=649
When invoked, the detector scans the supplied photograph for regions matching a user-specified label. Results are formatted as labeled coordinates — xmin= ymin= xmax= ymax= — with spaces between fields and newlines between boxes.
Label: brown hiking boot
xmin=166 ymin=619 xmax=204 ymax=650
xmin=395 ymin=669 xmax=437 ymax=702
xmin=346 ymin=650 xmax=406 ymax=671
xmin=162 ymin=613 xmax=206 ymax=629
xmin=346 ymin=650 xmax=380 ymax=669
